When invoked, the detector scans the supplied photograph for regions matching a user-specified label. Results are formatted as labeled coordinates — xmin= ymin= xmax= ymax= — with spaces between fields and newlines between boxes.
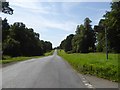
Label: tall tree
xmin=95 ymin=2 xmax=120 ymax=53
xmin=64 ymin=34 xmax=74 ymax=52
xmin=83 ymin=18 xmax=96 ymax=52
xmin=94 ymin=19 xmax=106 ymax=52
xmin=72 ymin=24 xmax=84 ymax=53
xmin=104 ymin=2 xmax=120 ymax=53
xmin=72 ymin=18 xmax=96 ymax=53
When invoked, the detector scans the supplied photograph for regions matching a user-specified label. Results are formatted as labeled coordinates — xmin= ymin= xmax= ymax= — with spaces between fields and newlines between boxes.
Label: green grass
xmin=0 ymin=50 xmax=54 ymax=64
xmin=0 ymin=57 xmax=35 ymax=64
xmin=44 ymin=50 xmax=54 ymax=56
xmin=58 ymin=50 xmax=119 ymax=82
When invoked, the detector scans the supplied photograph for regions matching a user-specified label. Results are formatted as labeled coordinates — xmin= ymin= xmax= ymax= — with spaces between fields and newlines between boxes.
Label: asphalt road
xmin=2 ymin=50 xmax=87 ymax=88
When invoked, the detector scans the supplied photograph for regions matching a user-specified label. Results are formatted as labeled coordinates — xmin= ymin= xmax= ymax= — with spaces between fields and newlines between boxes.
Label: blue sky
xmin=1 ymin=0 xmax=112 ymax=47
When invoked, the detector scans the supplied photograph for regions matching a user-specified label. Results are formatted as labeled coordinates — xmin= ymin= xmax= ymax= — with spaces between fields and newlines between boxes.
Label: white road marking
xmin=81 ymin=75 xmax=95 ymax=88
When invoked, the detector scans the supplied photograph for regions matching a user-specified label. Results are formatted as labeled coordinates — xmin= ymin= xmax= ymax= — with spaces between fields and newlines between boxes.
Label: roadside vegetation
xmin=1 ymin=2 xmax=53 ymax=64
xmin=57 ymin=2 xmax=120 ymax=82
xmin=58 ymin=50 xmax=118 ymax=82
xmin=58 ymin=2 xmax=120 ymax=54
xmin=1 ymin=50 xmax=54 ymax=64
xmin=45 ymin=50 xmax=54 ymax=56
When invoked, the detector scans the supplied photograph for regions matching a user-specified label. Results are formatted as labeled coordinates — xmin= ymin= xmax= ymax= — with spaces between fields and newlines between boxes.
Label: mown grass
xmin=0 ymin=50 xmax=54 ymax=64
xmin=58 ymin=50 xmax=119 ymax=82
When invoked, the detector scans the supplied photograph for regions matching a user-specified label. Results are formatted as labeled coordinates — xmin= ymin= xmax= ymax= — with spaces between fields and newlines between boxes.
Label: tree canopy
xmin=2 ymin=18 xmax=52 ymax=57
xmin=60 ymin=18 xmax=96 ymax=53
xmin=59 ymin=2 xmax=120 ymax=53
xmin=95 ymin=2 xmax=120 ymax=53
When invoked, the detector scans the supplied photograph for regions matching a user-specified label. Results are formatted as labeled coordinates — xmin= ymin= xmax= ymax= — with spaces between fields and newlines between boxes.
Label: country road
xmin=1 ymin=50 xmax=118 ymax=89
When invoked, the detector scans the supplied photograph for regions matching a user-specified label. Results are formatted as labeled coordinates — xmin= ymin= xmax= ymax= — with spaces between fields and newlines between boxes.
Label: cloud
xmin=1 ymin=1 xmax=111 ymax=47
xmin=3 ymin=1 xmax=77 ymax=32
xmin=7 ymin=0 xmax=41 ymax=9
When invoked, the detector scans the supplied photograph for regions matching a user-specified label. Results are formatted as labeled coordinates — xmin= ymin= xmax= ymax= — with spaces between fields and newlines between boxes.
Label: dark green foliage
xmin=60 ymin=18 xmax=96 ymax=53
xmin=1 ymin=2 xmax=13 ymax=15
xmin=72 ymin=25 xmax=84 ymax=53
xmin=64 ymin=34 xmax=74 ymax=52
xmin=83 ymin=18 xmax=96 ymax=53
xmin=3 ymin=37 xmax=20 ymax=57
xmin=60 ymin=2 xmax=120 ymax=54
xmin=2 ymin=19 xmax=52 ymax=57
xmin=94 ymin=19 xmax=106 ymax=52
xmin=40 ymin=40 xmax=52 ymax=53
xmin=60 ymin=39 xmax=66 ymax=50
xmin=105 ymin=2 xmax=120 ymax=53
xmin=2 ymin=18 xmax=10 ymax=42
xmin=44 ymin=41 xmax=52 ymax=52
xmin=60 ymin=34 xmax=74 ymax=53
xmin=95 ymin=2 xmax=120 ymax=53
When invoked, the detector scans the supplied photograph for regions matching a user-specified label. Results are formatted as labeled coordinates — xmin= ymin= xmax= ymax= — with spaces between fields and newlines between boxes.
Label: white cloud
xmin=2 ymin=1 xmax=111 ymax=47
xmin=7 ymin=0 xmax=40 ymax=9
xmin=3 ymin=1 xmax=77 ymax=32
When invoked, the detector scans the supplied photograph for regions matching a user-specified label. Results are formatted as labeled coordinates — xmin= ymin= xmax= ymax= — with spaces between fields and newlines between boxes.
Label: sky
xmin=0 ymin=0 xmax=112 ymax=48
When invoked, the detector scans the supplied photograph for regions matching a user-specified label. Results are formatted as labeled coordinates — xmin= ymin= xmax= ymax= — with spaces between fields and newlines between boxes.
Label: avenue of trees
xmin=59 ymin=2 xmax=120 ymax=53
xmin=2 ymin=18 xmax=52 ymax=57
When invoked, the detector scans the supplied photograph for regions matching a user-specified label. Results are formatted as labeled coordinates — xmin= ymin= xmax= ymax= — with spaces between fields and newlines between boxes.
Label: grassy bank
xmin=0 ymin=50 xmax=54 ymax=64
xmin=58 ymin=50 xmax=118 ymax=82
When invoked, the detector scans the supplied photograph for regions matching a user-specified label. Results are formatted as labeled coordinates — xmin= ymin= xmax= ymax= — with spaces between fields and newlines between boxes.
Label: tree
xmin=103 ymin=2 xmax=120 ymax=53
xmin=64 ymin=34 xmax=74 ymax=52
xmin=60 ymin=18 xmax=96 ymax=53
xmin=3 ymin=37 xmax=20 ymax=57
xmin=2 ymin=18 xmax=10 ymax=42
xmin=60 ymin=34 xmax=74 ymax=53
xmin=1 ymin=2 xmax=13 ymax=15
xmin=9 ymin=22 xmax=44 ymax=56
xmin=60 ymin=39 xmax=66 ymax=50
xmin=72 ymin=25 xmax=84 ymax=53
xmin=95 ymin=2 xmax=120 ymax=53
xmin=2 ymin=21 xmax=53 ymax=57
xmin=72 ymin=18 xmax=96 ymax=53
xmin=83 ymin=18 xmax=96 ymax=53
xmin=94 ymin=19 xmax=106 ymax=52
xmin=44 ymin=41 xmax=52 ymax=52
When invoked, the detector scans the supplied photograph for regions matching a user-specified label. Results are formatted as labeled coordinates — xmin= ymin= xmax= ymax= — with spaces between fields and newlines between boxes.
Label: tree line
xmin=2 ymin=18 xmax=52 ymax=57
xmin=1 ymin=2 xmax=53 ymax=57
xmin=59 ymin=2 xmax=120 ymax=53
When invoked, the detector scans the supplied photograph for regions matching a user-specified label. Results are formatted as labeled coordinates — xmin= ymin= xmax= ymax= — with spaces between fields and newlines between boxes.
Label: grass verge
xmin=58 ymin=50 xmax=118 ymax=82
xmin=44 ymin=50 xmax=54 ymax=56
xmin=0 ymin=50 xmax=54 ymax=64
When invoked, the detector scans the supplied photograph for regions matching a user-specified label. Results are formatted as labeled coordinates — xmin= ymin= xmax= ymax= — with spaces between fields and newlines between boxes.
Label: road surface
xmin=1 ymin=50 xmax=118 ymax=89
xmin=2 ymin=50 xmax=86 ymax=88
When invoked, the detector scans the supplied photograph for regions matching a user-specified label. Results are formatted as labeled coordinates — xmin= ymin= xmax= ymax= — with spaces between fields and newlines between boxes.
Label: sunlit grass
xmin=58 ymin=50 xmax=118 ymax=82
xmin=44 ymin=50 xmax=54 ymax=56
